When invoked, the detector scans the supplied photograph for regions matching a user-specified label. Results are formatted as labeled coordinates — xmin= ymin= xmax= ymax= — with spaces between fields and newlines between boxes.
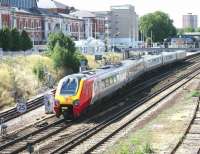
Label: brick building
xmin=70 ymin=10 xmax=106 ymax=40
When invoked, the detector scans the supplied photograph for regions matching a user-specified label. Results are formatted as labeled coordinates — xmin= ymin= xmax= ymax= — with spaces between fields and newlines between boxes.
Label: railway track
xmin=0 ymin=53 xmax=199 ymax=123
xmin=0 ymin=89 xmax=55 ymax=123
xmin=0 ymin=53 xmax=200 ymax=154
xmin=171 ymin=98 xmax=200 ymax=154
xmin=50 ymin=57 xmax=200 ymax=154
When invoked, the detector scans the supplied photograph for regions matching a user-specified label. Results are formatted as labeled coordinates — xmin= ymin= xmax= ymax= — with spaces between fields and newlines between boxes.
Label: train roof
xmin=60 ymin=50 xmax=186 ymax=81
xmin=161 ymin=51 xmax=177 ymax=55
xmin=142 ymin=54 xmax=162 ymax=59
xmin=74 ymin=57 xmax=144 ymax=79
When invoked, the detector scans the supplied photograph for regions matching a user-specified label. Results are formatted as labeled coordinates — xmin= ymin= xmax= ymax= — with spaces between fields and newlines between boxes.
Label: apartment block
xmin=110 ymin=5 xmax=139 ymax=48
xmin=183 ymin=13 xmax=198 ymax=29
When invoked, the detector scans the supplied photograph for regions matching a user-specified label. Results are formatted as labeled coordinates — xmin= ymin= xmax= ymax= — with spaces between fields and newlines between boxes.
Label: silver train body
xmin=90 ymin=50 xmax=187 ymax=104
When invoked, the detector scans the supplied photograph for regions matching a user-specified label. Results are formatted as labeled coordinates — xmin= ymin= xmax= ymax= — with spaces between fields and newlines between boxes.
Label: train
xmin=54 ymin=50 xmax=187 ymax=119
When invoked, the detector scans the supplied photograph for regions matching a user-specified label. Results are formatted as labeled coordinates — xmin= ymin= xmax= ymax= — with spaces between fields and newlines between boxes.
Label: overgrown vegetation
xmin=47 ymin=32 xmax=87 ymax=73
xmin=191 ymin=90 xmax=200 ymax=97
xmin=0 ymin=28 xmax=32 ymax=51
xmin=0 ymin=55 xmax=58 ymax=110
xmin=33 ymin=61 xmax=46 ymax=82
xmin=105 ymin=138 xmax=153 ymax=154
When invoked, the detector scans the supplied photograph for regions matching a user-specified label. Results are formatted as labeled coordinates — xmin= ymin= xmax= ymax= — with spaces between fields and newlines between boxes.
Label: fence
xmin=0 ymin=50 xmax=41 ymax=58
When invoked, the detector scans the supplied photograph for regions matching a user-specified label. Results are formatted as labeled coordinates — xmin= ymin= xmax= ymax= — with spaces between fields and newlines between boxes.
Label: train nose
xmin=65 ymin=97 xmax=73 ymax=105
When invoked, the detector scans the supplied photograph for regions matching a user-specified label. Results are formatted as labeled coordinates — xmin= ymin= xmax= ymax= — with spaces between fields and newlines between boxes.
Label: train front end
xmin=54 ymin=75 xmax=83 ymax=119
xmin=54 ymin=74 xmax=94 ymax=119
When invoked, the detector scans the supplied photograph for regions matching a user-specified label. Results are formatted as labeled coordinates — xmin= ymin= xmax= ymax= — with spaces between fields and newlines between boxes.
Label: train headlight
xmin=74 ymin=100 xmax=80 ymax=106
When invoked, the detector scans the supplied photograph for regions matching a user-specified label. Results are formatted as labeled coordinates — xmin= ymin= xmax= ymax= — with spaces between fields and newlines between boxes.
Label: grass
xmin=191 ymin=90 xmax=200 ymax=97
xmin=0 ymin=55 xmax=59 ymax=110
xmin=105 ymin=131 xmax=154 ymax=154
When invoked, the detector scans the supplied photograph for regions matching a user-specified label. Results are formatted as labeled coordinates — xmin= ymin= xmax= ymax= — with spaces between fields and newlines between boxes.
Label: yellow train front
xmin=54 ymin=74 xmax=93 ymax=119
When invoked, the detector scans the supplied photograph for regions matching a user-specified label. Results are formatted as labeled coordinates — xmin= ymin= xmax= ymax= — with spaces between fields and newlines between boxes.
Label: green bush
xmin=72 ymin=51 xmax=88 ymax=72
xmin=47 ymin=32 xmax=76 ymax=54
xmin=1 ymin=27 xmax=11 ymax=51
xmin=33 ymin=61 xmax=45 ymax=82
xmin=0 ymin=28 xmax=32 ymax=51
xmin=48 ymin=32 xmax=87 ymax=73
xmin=21 ymin=30 xmax=33 ymax=51
xmin=10 ymin=28 xmax=21 ymax=51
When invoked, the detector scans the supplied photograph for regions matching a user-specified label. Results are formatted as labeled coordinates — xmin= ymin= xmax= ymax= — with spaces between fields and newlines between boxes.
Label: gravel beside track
xmin=172 ymin=99 xmax=200 ymax=154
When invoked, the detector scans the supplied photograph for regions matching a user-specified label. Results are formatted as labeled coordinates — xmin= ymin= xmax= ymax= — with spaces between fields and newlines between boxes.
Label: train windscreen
xmin=60 ymin=78 xmax=78 ymax=96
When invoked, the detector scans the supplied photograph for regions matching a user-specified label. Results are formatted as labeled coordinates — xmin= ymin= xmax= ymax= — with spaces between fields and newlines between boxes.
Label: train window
xmin=113 ymin=77 xmax=116 ymax=83
xmin=60 ymin=78 xmax=78 ymax=96
xmin=102 ymin=79 xmax=106 ymax=88
xmin=110 ymin=77 xmax=114 ymax=85
xmin=107 ymin=78 xmax=111 ymax=86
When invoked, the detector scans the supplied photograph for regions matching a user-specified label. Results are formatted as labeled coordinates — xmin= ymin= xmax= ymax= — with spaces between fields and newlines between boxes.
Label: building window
xmin=25 ymin=20 xmax=28 ymax=28
xmin=31 ymin=21 xmax=34 ymax=28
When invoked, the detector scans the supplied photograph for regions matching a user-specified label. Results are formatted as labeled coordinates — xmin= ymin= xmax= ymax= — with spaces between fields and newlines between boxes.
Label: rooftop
xmin=70 ymin=10 xmax=96 ymax=18
xmin=37 ymin=0 xmax=68 ymax=9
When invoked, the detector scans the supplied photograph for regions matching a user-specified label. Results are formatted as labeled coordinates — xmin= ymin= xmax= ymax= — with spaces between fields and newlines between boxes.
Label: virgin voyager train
xmin=54 ymin=50 xmax=186 ymax=119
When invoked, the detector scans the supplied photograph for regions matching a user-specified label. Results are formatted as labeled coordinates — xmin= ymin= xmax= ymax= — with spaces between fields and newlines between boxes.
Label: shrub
xmin=10 ymin=28 xmax=21 ymax=51
xmin=1 ymin=27 xmax=11 ymax=51
xmin=21 ymin=30 xmax=33 ymax=51
xmin=47 ymin=32 xmax=76 ymax=54
xmin=48 ymin=32 xmax=87 ymax=73
xmin=33 ymin=61 xmax=45 ymax=82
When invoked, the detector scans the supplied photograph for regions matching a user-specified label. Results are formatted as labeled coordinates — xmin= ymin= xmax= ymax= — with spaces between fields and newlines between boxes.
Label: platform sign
xmin=43 ymin=93 xmax=54 ymax=114
xmin=16 ymin=102 xmax=27 ymax=114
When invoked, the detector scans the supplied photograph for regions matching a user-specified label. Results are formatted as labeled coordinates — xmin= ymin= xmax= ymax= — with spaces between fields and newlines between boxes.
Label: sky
xmin=55 ymin=0 xmax=200 ymax=28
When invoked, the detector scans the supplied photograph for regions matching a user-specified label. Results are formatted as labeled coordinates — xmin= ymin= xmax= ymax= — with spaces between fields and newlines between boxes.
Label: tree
xmin=21 ymin=30 xmax=33 ymax=51
xmin=10 ymin=28 xmax=21 ymax=51
xmin=183 ymin=27 xmax=195 ymax=32
xmin=177 ymin=28 xmax=184 ymax=35
xmin=51 ymin=42 xmax=68 ymax=69
xmin=0 ymin=29 xmax=3 ymax=48
xmin=49 ymin=32 xmax=87 ymax=73
xmin=72 ymin=51 xmax=88 ymax=72
xmin=139 ymin=11 xmax=177 ymax=42
xmin=196 ymin=27 xmax=200 ymax=32
xmin=1 ymin=27 xmax=11 ymax=51
xmin=47 ymin=32 xmax=76 ymax=54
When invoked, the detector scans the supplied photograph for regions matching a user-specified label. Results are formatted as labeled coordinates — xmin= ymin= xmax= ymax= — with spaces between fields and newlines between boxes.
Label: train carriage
xmin=143 ymin=54 xmax=163 ymax=71
xmin=162 ymin=52 xmax=177 ymax=64
xmin=54 ymin=50 xmax=187 ymax=119
xmin=176 ymin=50 xmax=187 ymax=60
